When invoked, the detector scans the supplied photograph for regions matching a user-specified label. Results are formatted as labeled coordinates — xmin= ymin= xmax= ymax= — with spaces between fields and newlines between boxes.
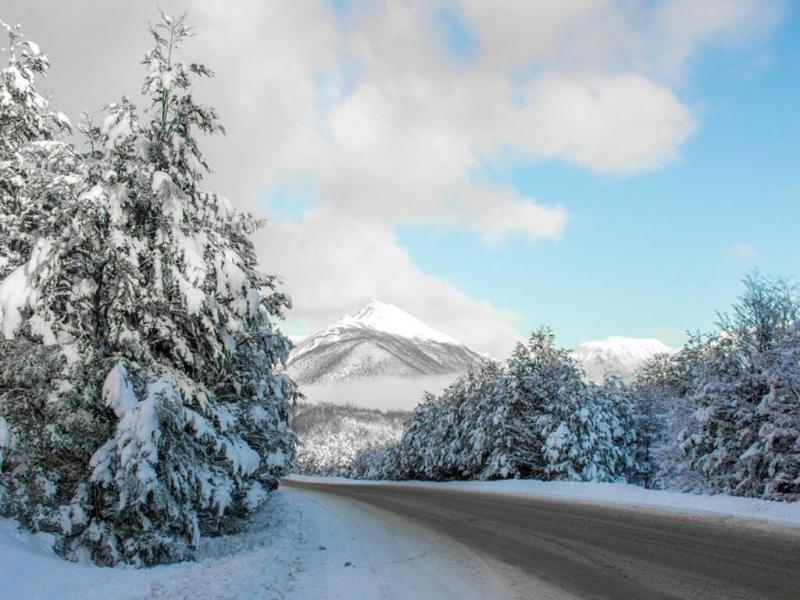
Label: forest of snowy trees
xmin=349 ymin=330 xmax=642 ymax=482
xmin=0 ymin=16 xmax=296 ymax=565
xmin=293 ymin=402 xmax=407 ymax=476
xmin=351 ymin=274 xmax=800 ymax=502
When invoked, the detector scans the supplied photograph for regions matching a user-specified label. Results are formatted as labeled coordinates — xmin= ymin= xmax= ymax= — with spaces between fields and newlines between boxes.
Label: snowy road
xmin=285 ymin=478 xmax=800 ymax=600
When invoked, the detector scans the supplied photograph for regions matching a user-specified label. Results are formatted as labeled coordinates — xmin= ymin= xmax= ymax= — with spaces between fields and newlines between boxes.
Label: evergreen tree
xmin=0 ymin=22 xmax=73 ymax=278
xmin=456 ymin=361 xmax=509 ymax=479
xmin=0 ymin=14 xmax=297 ymax=565
xmin=631 ymin=347 xmax=708 ymax=491
xmin=589 ymin=377 xmax=641 ymax=481
xmin=507 ymin=330 xmax=637 ymax=482
xmin=681 ymin=274 xmax=800 ymax=500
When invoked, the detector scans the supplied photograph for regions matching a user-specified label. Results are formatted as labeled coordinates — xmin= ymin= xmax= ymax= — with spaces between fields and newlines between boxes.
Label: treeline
xmin=352 ymin=274 xmax=800 ymax=502
xmin=351 ymin=331 xmax=641 ymax=482
xmin=293 ymin=402 xmax=408 ymax=476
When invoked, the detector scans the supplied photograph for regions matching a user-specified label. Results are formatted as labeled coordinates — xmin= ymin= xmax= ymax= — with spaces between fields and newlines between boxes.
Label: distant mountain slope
xmin=293 ymin=401 xmax=409 ymax=476
xmin=286 ymin=301 xmax=486 ymax=385
xmin=571 ymin=336 xmax=675 ymax=383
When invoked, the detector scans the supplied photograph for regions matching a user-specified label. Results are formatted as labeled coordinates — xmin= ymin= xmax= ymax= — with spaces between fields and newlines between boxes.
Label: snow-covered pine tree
xmin=631 ymin=345 xmax=708 ymax=491
xmin=350 ymin=441 xmax=403 ymax=480
xmin=757 ymin=322 xmax=800 ymax=499
xmin=351 ymin=362 xmax=510 ymax=481
xmin=681 ymin=273 xmax=800 ymax=500
xmin=0 ymin=22 xmax=74 ymax=279
xmin=507 ymin=329 xmax=637 ymax=482
xmin=502 ymin=329 xmax=569 ymax=478
xmin=0 ymin=14 xmax=297 ymax=565
xmin=454 ymin=361 xmax=509 ymax=479
xmin=0 ymin=21 xmax=83 ymax=542
xmin=398 ymin=390 xmax=451 ymax=479
xmin=587 ymin=377 xmax=642 ymax=482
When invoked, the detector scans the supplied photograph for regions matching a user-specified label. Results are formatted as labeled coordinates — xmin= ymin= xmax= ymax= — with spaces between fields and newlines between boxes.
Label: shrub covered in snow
xmin=352 ymin=329 xmax=643 ymax=483
xmin=0 ymin=14 xmax=297 ymax=565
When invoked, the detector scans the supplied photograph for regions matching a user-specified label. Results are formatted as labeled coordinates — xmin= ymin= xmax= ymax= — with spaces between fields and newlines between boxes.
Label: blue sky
xmin=394 ymin=4 xmax=800 ymax=348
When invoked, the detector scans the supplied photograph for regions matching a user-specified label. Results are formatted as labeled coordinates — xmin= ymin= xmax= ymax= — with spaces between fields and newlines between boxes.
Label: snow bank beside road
xmin=0 ymin=493 xmax=304 ymax=600
xmin=0 ymin=485 xmax=517 ymax=600
xmin=288 ymin=475 xmax=800 ymax=527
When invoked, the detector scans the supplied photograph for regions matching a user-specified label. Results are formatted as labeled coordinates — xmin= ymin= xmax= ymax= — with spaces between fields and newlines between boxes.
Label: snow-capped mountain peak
xmin=573 ymin=336 xmax=674 ymax=361
xmin=571 ymin=336 xmax=675 ymax=383
xmin=286 ymin=301 xmax=484 ymax=385
xmin=339 ymin=300 xmax=458 ymax=345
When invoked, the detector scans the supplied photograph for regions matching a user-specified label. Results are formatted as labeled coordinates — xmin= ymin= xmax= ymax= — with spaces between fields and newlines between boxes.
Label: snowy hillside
xmin=571 ymin=336 xmax=674 ymax=383
xmin=293 ymin=402 xmax=409 ymax=476
xmin=286 ymin=301 xmax=486 ymax=385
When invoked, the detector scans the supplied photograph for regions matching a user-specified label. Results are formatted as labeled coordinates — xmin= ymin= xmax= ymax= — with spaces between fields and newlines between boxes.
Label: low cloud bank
xmin=298 ymin=374 xmax=461 ymax=411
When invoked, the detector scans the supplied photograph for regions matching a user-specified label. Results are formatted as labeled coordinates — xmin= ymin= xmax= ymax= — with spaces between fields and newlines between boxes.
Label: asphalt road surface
xmin=284 ymin=479 xmax=800 ymax=600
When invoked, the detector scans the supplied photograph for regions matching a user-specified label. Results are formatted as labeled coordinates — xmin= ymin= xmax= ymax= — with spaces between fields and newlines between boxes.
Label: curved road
xmin=284 ymin=479 xmax=800 ymax=600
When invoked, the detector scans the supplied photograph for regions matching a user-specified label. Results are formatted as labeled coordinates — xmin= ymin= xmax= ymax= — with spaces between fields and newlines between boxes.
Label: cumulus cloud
xmin=512 ymin=72 xmax=695 ymax=172
xmin=728 ymin=243 xmax=760 ymax=263
xmin=652 ymin=0 xmax=783 ymax=79
xmin=2 ymin=0 xmax=782 ymax=354
xmin=255 ymin=209 xmax=524 ymax=357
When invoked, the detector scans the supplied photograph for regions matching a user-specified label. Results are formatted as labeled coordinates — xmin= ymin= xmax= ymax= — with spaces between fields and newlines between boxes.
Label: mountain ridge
xmin=571 ymin=336 xmax=675 ymax=383
xmin=286 ymin=301 xmax=487 ymax=385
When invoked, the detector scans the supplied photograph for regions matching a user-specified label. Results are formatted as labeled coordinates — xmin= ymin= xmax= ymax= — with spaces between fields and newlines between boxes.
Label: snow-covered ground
xmin=4 ymin=476 xmax=798 ymax=600
xmin=0 ymin=492 xmax=303 ymax=600
xmin=0 ymin=486 xmax=514 ymax=600
xmin=289 ymin=475 xmax=800 ymax=527
xmin=286 ymin=487 xmax=520 ymax=599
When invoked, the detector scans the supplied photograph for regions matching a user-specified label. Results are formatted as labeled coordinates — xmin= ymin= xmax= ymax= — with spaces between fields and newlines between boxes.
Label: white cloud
xmin=453 ymin=184 xmax=567 ymax=244
xmin=461 ymin=0 xmax=782 ymax=81
xmin=254 ymin=209 xmax=524 ymax=357
xmin=652 ymin=0 xmax=783 ymax=79
xmin=2 ymin=0 xmax=783 ymax=355
xmin=512 ymin=72 xmax=695 ymax=172
xmin=728 ymin=243 xmax=760 ymax=263
xmin=302 ymin=374 xmax=462 ymax=411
